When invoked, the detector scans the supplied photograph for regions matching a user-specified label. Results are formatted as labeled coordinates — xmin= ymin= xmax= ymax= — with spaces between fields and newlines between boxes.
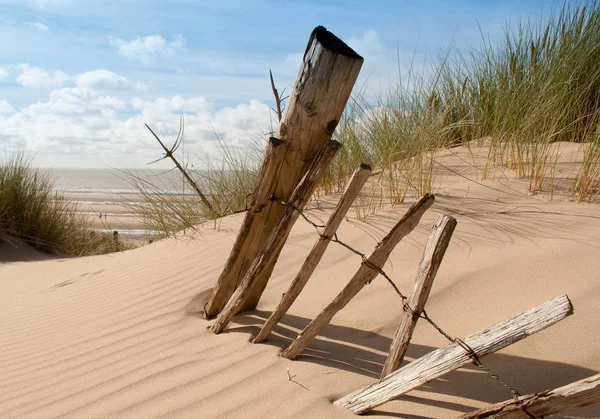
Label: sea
xmin=49 ymin=168 xmax=199 ymax=198
xmin=48 ymin=168 xmax=201 ymax=240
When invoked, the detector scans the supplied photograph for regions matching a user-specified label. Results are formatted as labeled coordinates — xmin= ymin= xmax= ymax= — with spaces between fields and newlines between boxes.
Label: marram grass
xmin=0 ymin=153 xmax=130 ymax=256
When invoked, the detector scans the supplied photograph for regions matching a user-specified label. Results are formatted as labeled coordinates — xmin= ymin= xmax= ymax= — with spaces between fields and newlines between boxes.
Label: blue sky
xmin=0 ymin=0 xmax=577 ymax=168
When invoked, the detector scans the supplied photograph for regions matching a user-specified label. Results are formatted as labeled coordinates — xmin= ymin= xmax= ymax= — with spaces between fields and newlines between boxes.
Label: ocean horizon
xmin=48 ymin=168 xmax=203 ymax=197
xmin=47 ymin=168 xmax=208 ymax=240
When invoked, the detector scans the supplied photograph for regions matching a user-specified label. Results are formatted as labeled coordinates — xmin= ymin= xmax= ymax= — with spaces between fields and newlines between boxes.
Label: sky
xmin=0 ymin=0 xmax=579 ymax=168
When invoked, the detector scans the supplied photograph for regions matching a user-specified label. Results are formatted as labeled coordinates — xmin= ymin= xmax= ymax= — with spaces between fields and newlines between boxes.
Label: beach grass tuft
xmin=0 ymin=152 xmax=131 ymax=256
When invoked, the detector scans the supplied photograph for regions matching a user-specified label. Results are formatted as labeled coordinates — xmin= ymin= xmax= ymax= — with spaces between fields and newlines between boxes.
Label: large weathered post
xmin=210 ymin=140 xmax=342 ymax=334
xmin=204 ymin=26 xmax=363 ymax=318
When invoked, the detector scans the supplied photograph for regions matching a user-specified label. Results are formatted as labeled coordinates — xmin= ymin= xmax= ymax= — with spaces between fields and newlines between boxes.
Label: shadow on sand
xmin=220 ymin=310 xmax=599 ymax=418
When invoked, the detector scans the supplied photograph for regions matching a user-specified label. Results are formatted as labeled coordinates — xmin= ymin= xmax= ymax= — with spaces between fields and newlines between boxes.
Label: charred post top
xmin=307 ymin=26 xmax=363 ymax=60
xmin=359 ymin=163 xmax=372 ymax=171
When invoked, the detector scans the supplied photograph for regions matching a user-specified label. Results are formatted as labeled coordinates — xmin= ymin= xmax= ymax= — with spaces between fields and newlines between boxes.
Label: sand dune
xmin=1 ymin=143 xmax=599 ymax=418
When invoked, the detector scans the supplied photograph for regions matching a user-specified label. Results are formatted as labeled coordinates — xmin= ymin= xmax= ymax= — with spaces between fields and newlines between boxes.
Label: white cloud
xmin=347 ymin=30 xmax=387 ymax=68
xmin=344 ymin=29 xmax=424 ymax=98
xmin=16 ymin=64 xmax=69 ymax=88
xmin=30 ymin=22 xmax=49 ymax=31
xmin=110 ymin=34 xmax=185 ymax=64
xmin=73 ymin=69 xmax=130 ymax=90
xmin=0 ymin=86 xmax=274 ymax=168
xmin=0 ymin=99 xmax=14 ymax=114
xmin=0 ymin=67 xmax=8 ymax=79
xmin=285 ymin=53 xmax=302 ymax=68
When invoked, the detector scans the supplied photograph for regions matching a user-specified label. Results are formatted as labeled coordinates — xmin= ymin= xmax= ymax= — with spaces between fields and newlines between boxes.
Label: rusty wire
xmin=274 ymin=198 xmax=538 ymax=419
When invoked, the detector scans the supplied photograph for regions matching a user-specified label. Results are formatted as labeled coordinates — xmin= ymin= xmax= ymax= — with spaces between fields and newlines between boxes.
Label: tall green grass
xmin=137 ymin=2 xmax=600 ymax=235
xmin=0 ymin=153 xmax=126 ymax=256
xmin=328 ymin=1 xmax=600 ymax=203
xmin=129 ymin=137 xmax=260 ymax=237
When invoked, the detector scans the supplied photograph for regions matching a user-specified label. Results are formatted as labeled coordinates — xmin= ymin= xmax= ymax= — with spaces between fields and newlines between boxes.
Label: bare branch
xmin=145 ymin=122 xmax=216 ymax=216
xmin=269 ymin=69 xmax=284 ymax=121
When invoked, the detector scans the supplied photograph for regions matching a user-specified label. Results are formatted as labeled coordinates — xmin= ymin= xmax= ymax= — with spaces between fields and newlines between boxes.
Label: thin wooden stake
xmin=334 ymin=295 xmax=574 ymax=414
xmin=210 ymin=140 xmax=342 ymax=334
xmin=280 ymin=194 xmax=435 ymax=359
xmin=458 ymin=373 xmax=600 ymax=418
xmin=253 ymin=164 xmax=372 ymax=344
xmin=145 ymin=122 xmax=215 ymax=215
xmin=380 ymin=214 xmax=457 ymax=378
xmin=204 ymin=26 xmax=363 ymax=317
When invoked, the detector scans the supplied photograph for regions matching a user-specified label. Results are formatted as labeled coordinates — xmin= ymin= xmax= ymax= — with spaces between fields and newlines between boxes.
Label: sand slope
xmin=1 ymin=143 xmax=599 ymax=418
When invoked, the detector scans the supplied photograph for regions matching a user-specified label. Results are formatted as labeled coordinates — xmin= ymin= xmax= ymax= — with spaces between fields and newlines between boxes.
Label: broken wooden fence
xmin=253 ymin=163 xmax=373 ymax=343
xmin=204 ymin=26 xmax=363 ymax=319
xmin=280 ymin=194 xmax=435 ymax=359
xmin=198 ymin=25 xmax=595 ymax=419
xmin=238 ymin=195 xmax=582 ymax=418
xmin=211 ymin=140 xmax=342 ymax=334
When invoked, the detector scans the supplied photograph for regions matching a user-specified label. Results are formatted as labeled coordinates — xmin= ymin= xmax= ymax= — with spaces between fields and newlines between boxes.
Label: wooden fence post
xmin=253 ymin=164 xmax=372 ymax=344
xmin=334 ymin=295 xmax=574 ymax=414
xmin=203 ymin=26 xmax=363 ymax=319
xmin=380 ymin=214 xmax=457 ymax=378
xmin=210 ymin=140 xmax=342 ymax=334
xmin=280 ymin=194 xmax=435 ymax=359
xmin=457 ymin=373 xmax=600 ymax=419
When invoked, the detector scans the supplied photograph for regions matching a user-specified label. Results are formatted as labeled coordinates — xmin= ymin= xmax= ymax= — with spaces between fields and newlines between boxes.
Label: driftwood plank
xmin=458 ymin=373 xmax=600 ymax=419
xmin=210 ymin=140 xmax=342 ymax=334
xmin=204 ymin=26 xmax=363 ymax=318
xmin=253 ymin=164 xmax=372 ymax=343
xmin=334 ymin=295 xmax=574 ymax=414
xmin=280 ymin=194 xmax=435 ymax=359
xmin=381 ymin=214 xmax=457 ymax=378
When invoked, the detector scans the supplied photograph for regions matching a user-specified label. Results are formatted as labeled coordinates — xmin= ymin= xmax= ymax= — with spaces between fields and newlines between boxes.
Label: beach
xmin=49 ymin=168 xmax=203 ymax=240
xmin=1 ymin=142 xmax=599 ymax=418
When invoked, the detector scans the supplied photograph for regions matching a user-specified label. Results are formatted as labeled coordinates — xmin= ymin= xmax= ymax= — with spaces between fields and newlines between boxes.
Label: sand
xmin=64 ymin=192 xmax=149 ymax=235
xmin=1 ymin=142 xmax=599 ymax=418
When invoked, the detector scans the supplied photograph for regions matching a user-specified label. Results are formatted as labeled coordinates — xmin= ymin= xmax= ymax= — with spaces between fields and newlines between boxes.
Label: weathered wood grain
xmin=210 ymin=140 xmax=342 ymax=334
xmin=204 ymin=26 xmax=363 ymax=318
xmin=253 ymin=164 xmax=372 ymax=343
xmin=458 ymin=373 xmax=600 ymax=419
xmin=381 ymin=214 xmax=457 ymax=377
xmin=334 ymin=295 xmax=574 ymax=414
xmin=280 ymin=194 xmax=435 ymax=359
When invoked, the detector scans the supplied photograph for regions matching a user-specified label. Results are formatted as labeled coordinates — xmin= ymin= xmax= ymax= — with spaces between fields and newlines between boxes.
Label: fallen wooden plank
xmin=210 ymin=140 xmax=342 ymax=334
xmin=253 ymin=163 xmax=372 ymax=344
xmin=381 ymin=213 xmax=457 ymax=378
xmin=280 ymin=194 xmax=435 ymax=359
xmin=334 ymin=295 xmax=574 ymax=414
xmin=458 ymin=373 xmax=600 ymax=418
xmin=203 ymin=26 xmax=363 ymax=318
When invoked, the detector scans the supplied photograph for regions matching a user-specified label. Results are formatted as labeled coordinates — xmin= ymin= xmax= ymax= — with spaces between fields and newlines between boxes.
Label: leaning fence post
xmin=203 ymin=26 xmax=363 ymax=319
xmin=210 ymin=140 xmax=342 ymax=334
xmin=380 ymin=214 xmax=457 ymax=378
xmin=253 ymin=163 xmax=372 ymax=344
xmin=334 ymin=295 xmax=573 ymax=414
xmin=457 ymin=373 xmax=600 ymax=419
xmin=280 ymin=194 xmax=435 ymax=359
